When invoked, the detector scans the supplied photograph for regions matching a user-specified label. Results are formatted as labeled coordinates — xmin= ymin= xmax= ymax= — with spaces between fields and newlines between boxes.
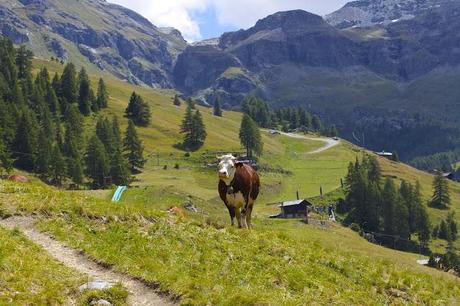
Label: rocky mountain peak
xmin=325 ymin=0 xmax=448 ymax=29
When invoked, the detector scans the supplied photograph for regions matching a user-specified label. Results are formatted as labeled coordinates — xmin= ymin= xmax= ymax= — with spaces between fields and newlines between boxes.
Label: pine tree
xmin=312 ymin=115 xmax=322 ymax=132
xmin=96 ymin=78 xmax=108 ymax=109
xmin=123 ymin=120 xmax=145 ymax=172
xmin=173 ymin=94 xmax=181 ymax=106
xmin=49 ymin=145 xmax=66 ymax=186
xmin=13 ymin=110 xmax=38 ymax=171
xmin=110 ymin=148 xmax=131 ymax=186
xmin=439 ymin=220 xmax=452 ymax=241
xmin=191 ymin=110 xmax=207 ymax=148
xmin=85 ymin=134 xmax=110 ymax=188
xmin=186 ymin=97 xmax=195 ymax=109
xmin=392 ymin=151 xmax=400 ymax=162
xmin=213 ymin=97 xmax=222 ymax=117
xmin=239 ymin=114 xmax=263 ymax=157
xmin=112 ymin=116 xmax=121 ymax=148
xmin=77 ymin=68 xmax=91 ymax=115
xmin=446 ymin=212 xmax=458 ymax=241
xmin=60 ymin=63 xmax=77 ymax=104
xmin=16 ymin=45 xmax=33 ymax=80
xmin=35 ymin=130 xmax=53 ymax=179
xmin=382 ymin=178 xmax=397 ymax=235
xmin=65 ymin=105 xmax=84 ymax=140
xmin=430 ymin=172 xmax=451 ymax=209
xmin=96 ymin=117 xmax=116 ymax=157
xmin=0 ymin=138 xmax=12 ymax=173
xmin=125 ymin=92 xmax=151 ymax=126
xmin=63 ymin=126 xmax=84 ymax=185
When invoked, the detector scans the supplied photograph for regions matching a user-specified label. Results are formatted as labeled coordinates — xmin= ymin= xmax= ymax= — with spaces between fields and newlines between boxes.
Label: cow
xmin=217 ymin=154 xmax=260 ymax=228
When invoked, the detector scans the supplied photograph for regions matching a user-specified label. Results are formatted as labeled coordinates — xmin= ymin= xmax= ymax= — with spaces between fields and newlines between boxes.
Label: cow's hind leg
xmin=245 ymin=203 xmax=254 ymax=229
xmin=236 ymin=208 xmax=248 ymax=229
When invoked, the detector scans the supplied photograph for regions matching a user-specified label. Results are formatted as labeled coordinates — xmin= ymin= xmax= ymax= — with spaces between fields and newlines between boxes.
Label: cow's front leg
xmin=228 ymin=206 xmax=235 ymax=226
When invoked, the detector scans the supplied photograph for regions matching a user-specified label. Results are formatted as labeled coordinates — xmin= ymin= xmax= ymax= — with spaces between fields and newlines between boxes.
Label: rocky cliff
xmin=0 ymin=0 xmax=187 ymax=87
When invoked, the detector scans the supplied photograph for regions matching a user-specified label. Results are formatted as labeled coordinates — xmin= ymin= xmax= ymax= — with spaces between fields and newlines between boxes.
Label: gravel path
xmin=0 ymin=216 xmax=173 ymax=306
xmin=279 ymin=132 xmax=340 ymax=154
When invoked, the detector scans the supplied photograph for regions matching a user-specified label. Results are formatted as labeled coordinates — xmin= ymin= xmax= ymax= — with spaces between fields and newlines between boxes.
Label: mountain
xmin=3 ymin=0 xmax=460 ymax=161
xmin=0 ymin=0 xmax=187 ymax=87
xmin=173 ymin=3 xmax=460 ymax=160
xmin=325 ymin=0 xmax=447 ymax=29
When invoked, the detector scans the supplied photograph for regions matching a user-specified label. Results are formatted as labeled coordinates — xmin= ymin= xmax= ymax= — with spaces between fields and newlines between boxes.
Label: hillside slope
xmin=1 ymin=58 xmax=460 ymax=304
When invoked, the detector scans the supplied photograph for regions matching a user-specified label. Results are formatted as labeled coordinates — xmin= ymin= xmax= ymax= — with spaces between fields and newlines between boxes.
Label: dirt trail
xmin=0 ymin=216 xmax=173 ymax=306
xmin=279 ymin=132 xmax=340 ymax=154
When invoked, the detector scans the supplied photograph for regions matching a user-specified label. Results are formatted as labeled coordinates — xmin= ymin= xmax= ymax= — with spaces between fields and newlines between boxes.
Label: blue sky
xmin=109 ymin=0 xmax=349 ymax=42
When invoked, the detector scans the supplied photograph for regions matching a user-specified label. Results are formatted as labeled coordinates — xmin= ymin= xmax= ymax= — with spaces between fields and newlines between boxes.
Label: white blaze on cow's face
xmin=217 ymin=154 xmax=237 ymax=183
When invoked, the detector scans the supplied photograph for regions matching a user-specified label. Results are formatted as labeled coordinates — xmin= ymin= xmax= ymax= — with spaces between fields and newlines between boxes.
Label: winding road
xmin=278 ymin=131 xmax=340 ymax=154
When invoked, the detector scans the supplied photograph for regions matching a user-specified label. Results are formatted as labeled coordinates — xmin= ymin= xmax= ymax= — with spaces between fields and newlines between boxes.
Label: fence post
xmin=320 ymin=186 xmax=323 ymax=197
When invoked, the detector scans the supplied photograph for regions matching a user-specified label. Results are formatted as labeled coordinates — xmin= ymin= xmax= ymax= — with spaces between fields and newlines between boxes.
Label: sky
xmin=109 ymin=0 xmax=349 ymax=42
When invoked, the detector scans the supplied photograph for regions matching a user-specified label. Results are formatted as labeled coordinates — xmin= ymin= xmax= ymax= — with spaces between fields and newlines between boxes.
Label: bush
xmin=174 ymin=164 xmax=180 ymax=169
xmin=349 ymin=223 xmax=361 ymax=232
xmin=163 ymin=165 xmax=168 ymax=170
xmin=184 ymin=152 xmax=190 ymax=157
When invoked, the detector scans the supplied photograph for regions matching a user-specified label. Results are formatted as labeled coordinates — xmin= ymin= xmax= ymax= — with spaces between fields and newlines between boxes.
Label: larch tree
xmin=123 ymin=120 xmax=146 ymax=172
xmin=239 ymin=114 xmax=263 ymax=158
xmin=430 ymin=171 xmax=451 ymax=209
xmin=77 ymin=68 xmax=92 ymax=115
xmin=213 ymin=97 xmax=222 ymax=117
xmin=96 ymin=78 xmax=108 ymax=109
xmin=85 ymin=134 xmax=110 ymax=188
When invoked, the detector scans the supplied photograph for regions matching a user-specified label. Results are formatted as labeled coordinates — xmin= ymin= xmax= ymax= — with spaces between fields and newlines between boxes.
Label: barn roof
xmin=279 ymin=199 xmax=311 ymax=207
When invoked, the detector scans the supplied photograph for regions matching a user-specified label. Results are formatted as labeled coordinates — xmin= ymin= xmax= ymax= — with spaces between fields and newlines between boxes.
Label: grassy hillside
xmin=1 ymin=58 xmax=458 ymax=304
xmin=33 ymin=58 xmax=460 ymax=244
xmin=1 ymin=180 xmax=459 ymax=305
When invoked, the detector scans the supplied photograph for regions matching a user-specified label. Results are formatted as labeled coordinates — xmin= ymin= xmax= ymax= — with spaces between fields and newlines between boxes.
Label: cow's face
xmin=217 ymin=154 xmax=237 ymax=183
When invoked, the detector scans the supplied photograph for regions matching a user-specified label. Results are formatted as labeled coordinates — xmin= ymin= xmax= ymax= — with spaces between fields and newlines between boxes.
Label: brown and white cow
xmin=217 ymin=154 xmax=260 ymax=228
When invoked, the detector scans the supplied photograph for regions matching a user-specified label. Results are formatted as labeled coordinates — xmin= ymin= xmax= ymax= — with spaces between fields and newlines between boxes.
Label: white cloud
xmin=109 ymin=0 xmax=209 ymax=41
xmin=109 ymin=0 xmax=349 ymax=41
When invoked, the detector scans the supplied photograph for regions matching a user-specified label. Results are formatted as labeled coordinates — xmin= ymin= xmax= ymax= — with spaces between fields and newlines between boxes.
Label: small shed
xmin=271 ymin=199 xmax=312 ymax=219
xmin=376 ymin=151 xmax=393 ymax=159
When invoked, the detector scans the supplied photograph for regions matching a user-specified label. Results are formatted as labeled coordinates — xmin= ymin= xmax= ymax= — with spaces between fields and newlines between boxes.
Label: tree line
xmin=241 ymin=96 xmax=338 ymax=137
xmin=342 ymin=155 xmax=431 ymax=250
xmin=0 ymin=37 xmax=145 ymax=188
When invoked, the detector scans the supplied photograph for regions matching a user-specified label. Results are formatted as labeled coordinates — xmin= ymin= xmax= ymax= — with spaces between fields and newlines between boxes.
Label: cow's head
xmin=217 ymin=154 xmax=237 ymax=183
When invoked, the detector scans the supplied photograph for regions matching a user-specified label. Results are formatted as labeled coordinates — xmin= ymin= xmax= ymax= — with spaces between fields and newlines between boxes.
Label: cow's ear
xmin=235 ymin=162 xmax=244 ymax=168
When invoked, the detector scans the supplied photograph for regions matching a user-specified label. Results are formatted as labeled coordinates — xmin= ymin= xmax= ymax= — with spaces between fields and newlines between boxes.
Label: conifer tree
xmin=96 ymin=117 xmax=116 ymax=157
xmin=35 ymin=130 xmax=53 ymax=179
xmin=312 ymin=115 xmax=322 ymax=132
xmin=110 ymin=148 xmax=131 ymax=186
xmin=213 ymin=97 xmax=222 ymax=117
xmin=191 ymin=110 xmax=207 ymax=148
xmin=65 ymin=105 xmax=84 ymax=140
xmin=85 ymin=134 xmax=110 ymax=188
xmin=382 ymin=178 xmax=397 ymax=235
xmin=123 ymin=120 xmax=145 ymax=172
xmin=125 ymin=92 xmax=151 ymax=126
xmin=16 ymin=45 xmax=33 ymax=80
xmin=13 ymin=110 xmax=38 ymax=171
xmin=112 ymin=116 xmax=121 ymax=147
xmin=239 ymin=114 xmax=263 ymax=157
xmin=186 ymin=97 xmax=195 ymax=109
xmin=77 ymin=68 xmax=91 ymax=115
xmin=0 ymin=138 xmax=12 ymax=173
xmin=60 ymin=63 xmax=77 ymax=104
xmin=173 ymin=94 xmax=181 ymax=106
xmin=49 ymin=145 xmax=66 ymax=186
xmin=430 ymin=172 xmax=451 ymax=209
xmin=63 ymin=127 xmax=84 ymax=185
xmin=96 ymin=78 xmax=108 ymax=109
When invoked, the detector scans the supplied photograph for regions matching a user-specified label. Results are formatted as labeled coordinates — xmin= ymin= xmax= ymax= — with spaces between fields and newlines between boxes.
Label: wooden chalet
xmin=270 ymin=199 xmax=313 ymax=219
